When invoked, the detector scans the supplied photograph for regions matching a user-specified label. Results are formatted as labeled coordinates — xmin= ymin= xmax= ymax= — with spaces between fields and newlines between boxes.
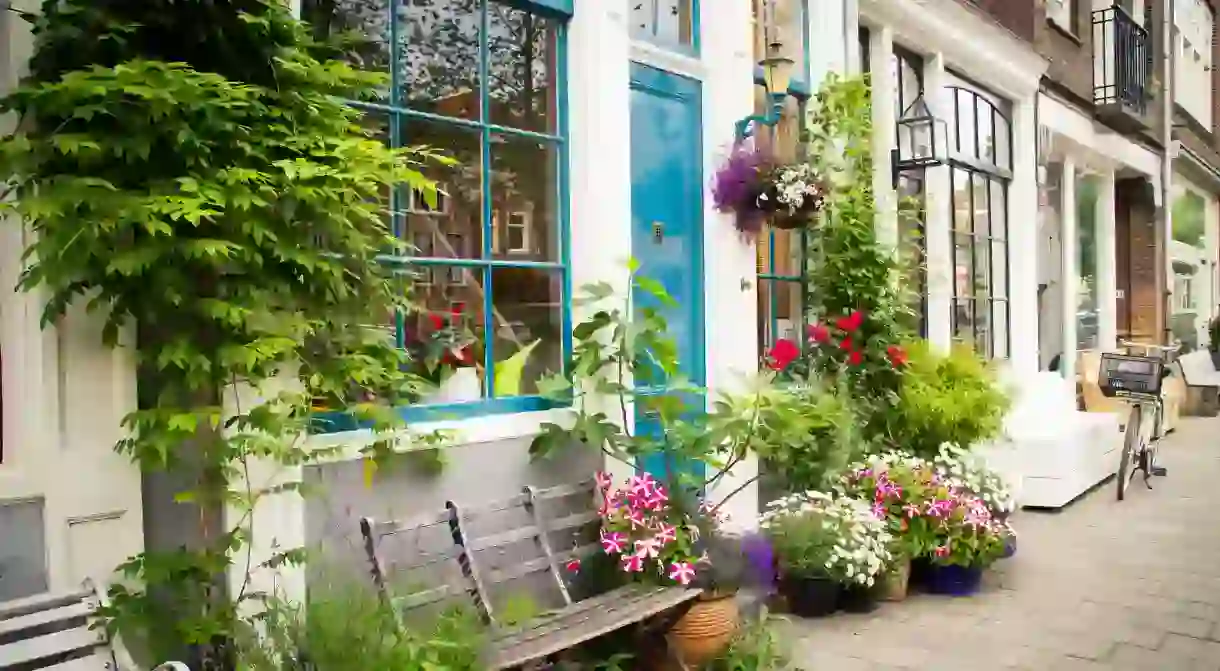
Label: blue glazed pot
xmin=925 ymin=564 xmax=984 ymax=596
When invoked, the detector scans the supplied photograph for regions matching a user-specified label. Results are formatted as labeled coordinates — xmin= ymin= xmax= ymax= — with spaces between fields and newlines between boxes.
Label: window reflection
xmin=630 ymin=0 xmax=695 ymax=50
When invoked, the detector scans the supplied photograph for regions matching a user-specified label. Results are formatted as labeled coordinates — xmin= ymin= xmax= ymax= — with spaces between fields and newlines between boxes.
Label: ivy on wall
xmin=0 ymin=0 xmax=440 ymax=664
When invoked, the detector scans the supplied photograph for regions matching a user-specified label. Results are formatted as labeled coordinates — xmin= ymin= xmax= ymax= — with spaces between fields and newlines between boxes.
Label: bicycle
xmin=1099 ymin=342 xmax=1178 ymax=501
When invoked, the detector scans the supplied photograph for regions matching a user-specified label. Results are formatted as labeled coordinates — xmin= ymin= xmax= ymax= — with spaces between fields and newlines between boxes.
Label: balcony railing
xmin=1092 ymin=5 xmax=1151 ymax=114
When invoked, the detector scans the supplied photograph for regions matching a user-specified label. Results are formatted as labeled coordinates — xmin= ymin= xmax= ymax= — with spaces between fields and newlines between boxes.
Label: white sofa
xmin=984 ymin=372 xmax=1123 ymax=509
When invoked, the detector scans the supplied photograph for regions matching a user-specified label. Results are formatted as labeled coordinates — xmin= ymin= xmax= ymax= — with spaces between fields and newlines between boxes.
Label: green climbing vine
xmin=0 ymin=0 xmax=439 ymax=664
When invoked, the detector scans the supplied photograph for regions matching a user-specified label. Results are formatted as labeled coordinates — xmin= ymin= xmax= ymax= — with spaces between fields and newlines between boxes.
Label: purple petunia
xmin=712 ymin=143 xmax=773 ymax=235
xmin=741 ymin=532 xmax=777 ymax=594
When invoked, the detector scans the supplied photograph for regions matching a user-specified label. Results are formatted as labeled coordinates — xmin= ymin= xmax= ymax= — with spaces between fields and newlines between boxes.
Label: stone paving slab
xmin=780 ymin=417 xmax=1220 ymax=670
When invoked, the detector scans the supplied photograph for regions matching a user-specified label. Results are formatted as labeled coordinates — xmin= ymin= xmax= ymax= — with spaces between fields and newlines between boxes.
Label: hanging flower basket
xmin=712 ymin=143 xmax=826 ymax=238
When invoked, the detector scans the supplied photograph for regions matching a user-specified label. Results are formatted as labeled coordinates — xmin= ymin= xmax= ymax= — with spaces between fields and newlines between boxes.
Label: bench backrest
xmin=0 ymin=588 xmax=115 ymax=670
xmin=361 ymin=480 xmax=600 ymax=628
xmin=1178 ymin=350 xmax=1218 ymax=386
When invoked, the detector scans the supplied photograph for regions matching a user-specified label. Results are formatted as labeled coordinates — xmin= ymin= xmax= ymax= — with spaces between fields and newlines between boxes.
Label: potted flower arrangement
xmin=837 ymin=453 xmax=941 ymax=601
xmin=932 ymin=443 xmax=1018 ymax=557
xmin=920 ymin=487 xmax=1012 ymax=597
xmin=759 ymin=491 xmax=892 ymax=617
xmin=404 ymin=305 xmax=481 ymax=403
xmin=579 ymin=471 xmax=740 ymax=666
xmin=712 ymin=143 xmax=827 ymax=237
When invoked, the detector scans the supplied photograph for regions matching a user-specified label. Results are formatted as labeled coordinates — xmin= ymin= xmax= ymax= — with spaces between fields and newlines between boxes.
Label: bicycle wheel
xmin=1117 ymin=405 xmax=1141 ymax=501
xmin=1145 ymin=401 xmax=1163 ymax=474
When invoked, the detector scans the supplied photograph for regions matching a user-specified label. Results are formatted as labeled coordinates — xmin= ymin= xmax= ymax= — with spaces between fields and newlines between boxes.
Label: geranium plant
xmin=403 ymin=305 xmax=480 ymax=386
xmin=759 ymin=491 xmax=892 ymax=587
xmin=712 ymin=142 xmax=826 ymax=236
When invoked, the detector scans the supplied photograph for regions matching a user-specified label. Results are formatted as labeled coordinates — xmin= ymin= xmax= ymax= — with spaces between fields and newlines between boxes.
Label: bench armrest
xmin=152 ymin=663 xmax=190 ymax=671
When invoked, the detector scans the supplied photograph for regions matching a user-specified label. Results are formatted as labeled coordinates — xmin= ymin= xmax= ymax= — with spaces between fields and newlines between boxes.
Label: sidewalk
xmin=781 ymin=417 xmax=1220 ymax=670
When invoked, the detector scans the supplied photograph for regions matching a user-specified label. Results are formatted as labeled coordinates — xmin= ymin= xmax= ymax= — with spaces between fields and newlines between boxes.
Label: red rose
xmin=839 ymin=337 xmax=853 ymax=351
xmin=887 ymin=344 xmax=908 ymax=367
xmin=848 ymin=350 xmax=864 ymax=366
xmin=766 ymin=338 xmax=800 ymax=371
xmin=806 ymin=323 xmax=831 ymax=344
xmin=836 ymin=310 xmax=865 ymax=332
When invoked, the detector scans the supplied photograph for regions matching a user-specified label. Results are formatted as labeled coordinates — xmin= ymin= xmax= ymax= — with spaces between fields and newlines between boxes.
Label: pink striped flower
xmin=626 ymin=509 xmax=647 ymax=530
xmin=621 ymin=554 xmax=644 ymax=572
xmin=594 ymin=471 xmax=613 ymax=491
xmin=902 ymin=503 xmax=922 ymax=518
xmin=871 ymin=502 xmax=887 ymax=519
xmin=655 ymin=523 xmax=677 ymax=545
xmin=628 ymin=473 xmax=657 ymax=498
xmin=668 ymin=562 xmax=696 ymax=586
xmin=635 ymin=537 xmax=662 ymax=559
xmin=600 ymin=531 xmax=627 ymax=554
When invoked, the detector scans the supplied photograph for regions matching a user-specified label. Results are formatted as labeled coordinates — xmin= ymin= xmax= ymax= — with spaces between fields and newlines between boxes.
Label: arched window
xmin=946 ymin=76 xmax=1012 ymax=359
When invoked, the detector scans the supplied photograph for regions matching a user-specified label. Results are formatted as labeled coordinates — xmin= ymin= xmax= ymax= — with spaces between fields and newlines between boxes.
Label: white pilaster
xmin=809 ymin=0 xmax=848 ymax=85
xmin=870 ymin=26 xmax=898 ymax=247
xmin=1060 ymin=158 xmax=1079 ymax=382
xmin=1008 ymin=95 xmax=1040 ymax=372
xmin=1097 ymin=170 xmax=1119 ymax=351
xmin=922 ymin=53 xmax=953 ymax=351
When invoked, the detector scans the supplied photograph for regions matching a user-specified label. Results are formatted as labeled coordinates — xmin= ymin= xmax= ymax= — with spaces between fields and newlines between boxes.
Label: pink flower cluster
xmin=580 ymin=471 xmax=701 ymax=586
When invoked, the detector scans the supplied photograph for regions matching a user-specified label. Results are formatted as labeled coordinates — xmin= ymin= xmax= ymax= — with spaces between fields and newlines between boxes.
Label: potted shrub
xmin=712 ymin=143 xmax=827 ymax=237
xmin=760 ymin=492 xmax=892 ymax=616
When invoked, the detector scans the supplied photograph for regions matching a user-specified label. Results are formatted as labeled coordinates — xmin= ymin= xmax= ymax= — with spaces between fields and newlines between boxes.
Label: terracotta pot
xmin=881 ymin=558 xmax=911 ymax=602
xmin=668 ymin=592 xmax=740 ymax=666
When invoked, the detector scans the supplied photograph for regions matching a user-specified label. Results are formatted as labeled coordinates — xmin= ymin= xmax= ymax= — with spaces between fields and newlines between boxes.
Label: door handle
xmin=652 ymin=221 xmax=664 ymax=244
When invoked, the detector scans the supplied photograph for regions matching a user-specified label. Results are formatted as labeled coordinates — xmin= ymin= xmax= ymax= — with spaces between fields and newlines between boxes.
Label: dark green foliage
xmin=0 ymin=0 xmax=439 ymax=663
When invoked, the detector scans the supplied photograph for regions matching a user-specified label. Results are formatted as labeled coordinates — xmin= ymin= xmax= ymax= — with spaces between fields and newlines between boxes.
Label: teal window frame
xmin=314 ymin=0 xmax=573 ymax=432
xmin=757 ymin=0 xmax=811 ymax=354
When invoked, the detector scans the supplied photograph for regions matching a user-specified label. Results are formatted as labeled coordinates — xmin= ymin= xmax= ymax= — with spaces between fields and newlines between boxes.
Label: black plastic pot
xmin=780 ymin=574 xmax=839 ymax=618
xmin=838 ymin=583 xmax=881 ymax=613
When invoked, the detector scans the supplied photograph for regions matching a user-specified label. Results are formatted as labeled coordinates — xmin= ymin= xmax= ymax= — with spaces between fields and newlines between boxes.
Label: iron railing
xmin=1092 ymin=5 xmax=1151 ymax=113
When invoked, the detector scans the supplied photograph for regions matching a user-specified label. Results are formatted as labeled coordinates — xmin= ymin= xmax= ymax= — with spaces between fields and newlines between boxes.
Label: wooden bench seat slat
xmin=483 ymin=556 xmax=553 ymax=585
xmin=365 ymin=510 xmax=453 ymax=538
xmin=41 ymin=655 xmax=108 ymax=671
xmin=384 ymin=545 xmax=464 ymax=574
xmin=466 ymin=524 xmax=542 ymax=552
xmin=0 ymin=602 xmax=92 ymax=642
xmin=0 ymin=594 xmax=90 ymax=623
xmin=489 ymin=586 xmax=699 ymax=670
xmin=0 ymin=627 xmax=104 ymax=668
xmin=546 ymin=511 xmax=599 ymax=532
xmin=391 ymin=583 xmax=470 ymax=611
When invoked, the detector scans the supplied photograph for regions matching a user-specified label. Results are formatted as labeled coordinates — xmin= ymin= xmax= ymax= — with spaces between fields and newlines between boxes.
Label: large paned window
xmin=892 ymin=46 xmax=928 ymax=336
xmin=753 ymin=0 xmax=810 ymax=352
xmin=303 ymin=0 xmax=571 ymax=416
xmin=946 ymin=76 xmax=1012 ymax=359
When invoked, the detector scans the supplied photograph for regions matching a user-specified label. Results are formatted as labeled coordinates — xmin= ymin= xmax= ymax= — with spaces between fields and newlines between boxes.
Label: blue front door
xmin=628 ymin=63 xmax=705 ymax=486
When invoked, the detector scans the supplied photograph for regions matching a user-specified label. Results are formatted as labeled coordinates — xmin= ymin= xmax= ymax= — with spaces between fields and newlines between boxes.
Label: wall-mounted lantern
xmin=734 ymin=39 xmax=811 ymax=141
xmin=891 ymin=93 xmax=948 ymax=187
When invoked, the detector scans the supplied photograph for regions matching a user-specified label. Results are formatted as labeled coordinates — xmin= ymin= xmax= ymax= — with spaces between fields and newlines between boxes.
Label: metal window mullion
xmin=1002 ymin=182 xmax=1011 ymax=358
xmin=558 ymin=23 xmax=572 ymax=368
xmin=985 ymin=173 xmax=995 ymax=358
xmin=479 ymin=0 xmax=496 ymax=398
xmin=966 ymin=171 xmax=977 ymax=347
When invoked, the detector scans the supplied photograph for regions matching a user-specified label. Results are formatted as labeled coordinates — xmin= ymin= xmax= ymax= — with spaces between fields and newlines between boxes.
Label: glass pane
xmin=405 ymin=266 xmax=489 ymax=402
xmin=402 ymin=120 xmax=484 ymax=259
xmin=975 ymin=298 xmax=992 ymax=357
xmin=972 ymin=173 xmax=991 ymax=238
xmin=952 ymin=169 xmax=972 ymax=233
xmin=1077 ymin=174 xmax=1099 ymax=350
xmin=952 ymin=299 xmax=974 ymax=345
xmin=489 ymin=267 xmax=563 ymax=397
xmin=954 ymin=234 xmax=974 ymax=298
xmin=990 ymin=179 xmax=1008 ymax=241
xmin=973 ymin=239 xmax=991 ymax=298
xmin=400 ymin=0 xmax=481 ymax=120
xmin=992 ymin=239 xmax=1009 ymax=300
xmin=767 ymin=228 xmax=804 ymax=277
xmin=757 ymin=279 xmax=804 ymax=351
xmin=490 ymin=134 xmax=559 ymax=261
xmin=303 ymin=0 xmax=392 ymax=84
xmin=630 ymin=0 xmax=695 ymax=49
xmin=487 ymin=4 xmax=559 ymax=133
xmin=977 ymin=104 xmax=994 ymax=164
xmin=993 ymin=300 xmax=1010 ymax=359
xmin=953 ymin=89 xmax=974 ymax=156
xmin=994 ymin=110 xmax=1012 ymax=170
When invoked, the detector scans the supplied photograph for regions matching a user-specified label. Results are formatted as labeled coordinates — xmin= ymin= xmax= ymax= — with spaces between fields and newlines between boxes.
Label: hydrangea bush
xmin=759 ymin=491 xmax=892 ymax=587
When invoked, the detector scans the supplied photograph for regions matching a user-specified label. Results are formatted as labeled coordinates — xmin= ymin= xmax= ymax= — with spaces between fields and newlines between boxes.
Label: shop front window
xmin=946 ymin=76 xmax=1012 ymax=359
xmin=303 ymin=0 xmax=571 ymax=417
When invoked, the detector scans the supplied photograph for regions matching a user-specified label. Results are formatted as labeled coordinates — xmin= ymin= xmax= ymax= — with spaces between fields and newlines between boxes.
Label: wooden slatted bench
xmin=360 ymin=480 xmax=700 ymax=669
xmin=0 ymin=580 xmax=186 ymax=671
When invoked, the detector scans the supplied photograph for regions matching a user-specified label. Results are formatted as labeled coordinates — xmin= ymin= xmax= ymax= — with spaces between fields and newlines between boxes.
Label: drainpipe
xmin=1160 ymin=0 xmax=1175 ymax=344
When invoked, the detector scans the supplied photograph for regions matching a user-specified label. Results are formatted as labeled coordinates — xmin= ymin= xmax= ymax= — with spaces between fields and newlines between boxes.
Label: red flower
xmin=766 ymin=338 xmax=800 ymax=371
xmin=887 ymin=344 xmax=908 ymax=367
xmin=806 ymin=323 xmax=831 ymax=344
xmin=839 ymin=337 xmax=853 ymax=351
xmin=848 ymin=350 xmax=864 ymax=366
xmin=427 ymin=313 xmax=444 ymax=330
xmin=835 ymin=310 xmax=865 ymax=332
